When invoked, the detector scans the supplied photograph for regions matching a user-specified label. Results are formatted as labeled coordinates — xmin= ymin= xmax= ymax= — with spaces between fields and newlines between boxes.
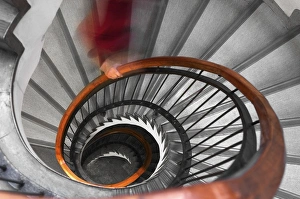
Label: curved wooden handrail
xmin=57 ymin=126 xmax=152 ymax=188
xmin=56 ymin=56 xmax=285 ymax=198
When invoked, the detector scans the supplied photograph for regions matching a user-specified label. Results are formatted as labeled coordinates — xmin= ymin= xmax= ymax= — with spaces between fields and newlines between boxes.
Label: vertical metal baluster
xmin=186 ymin=141 xmax=242 ymax=167
xmin=181 ymin=156 xmax=236 ymax=183
xmin=188 ymin=116 xmax=240 ymax=147
xmin=94 ymin=92 xmax=102 ymax=123
xmin=173 ymin=83 xmax=209 ymax=119
xmin=180 ymin=90 xmax=220 ymax=127
xmin=191 ymin=106 xmax=237 ymax=142
xmin=144 ymin=74 xmax=192 ymax=117
xmin=87 ymin=99 xmax=90 ymax=114
xmin=185 ymin=95 xmax=230 ymax=132
xmin=142 ymin=74 xmax=156 ymax=101
xmin=122 ymin=77 xmax=130 ymax=101
xmin=127 ymin=75 xmax=143 ymax=113
xmin=131 ymin=75 xmax=142 ymax=101
xmin=167 ymin=72 xmax=204 ymax=113
xmin=95 ymin=92 xmax=99 ymax=110
xmin=79 ymin=107 xmax=84 ymax=123
xmin=63 ymin=143 xmax=70 ymax=152
xmin=151 ymin=74 xmax=171 ymax=104
xmin=113 ymin=81 xmax=117 ymax=104
xmin=188 ymin=130 xmax=244 ymax=163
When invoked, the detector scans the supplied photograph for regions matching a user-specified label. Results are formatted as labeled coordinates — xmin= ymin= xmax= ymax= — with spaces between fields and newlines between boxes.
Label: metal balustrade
xmin=54 ymin=56 xmax=283 ymax=198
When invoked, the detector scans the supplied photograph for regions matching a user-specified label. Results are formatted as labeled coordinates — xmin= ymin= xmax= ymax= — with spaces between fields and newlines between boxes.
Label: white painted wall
xmin=12 ymin=0 xmax=62 ymax=149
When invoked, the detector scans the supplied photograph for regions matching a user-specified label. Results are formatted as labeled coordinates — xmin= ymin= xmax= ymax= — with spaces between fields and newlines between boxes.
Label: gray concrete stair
xmin=0 ymin=0 xmax=298 ymax=198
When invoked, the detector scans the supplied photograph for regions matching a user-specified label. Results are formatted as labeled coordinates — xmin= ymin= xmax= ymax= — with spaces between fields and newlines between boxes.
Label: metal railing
xmin=55 ymin=56 xmax=284 ymax=198
xmin=0 ymin=0 xmax=285 ymax=198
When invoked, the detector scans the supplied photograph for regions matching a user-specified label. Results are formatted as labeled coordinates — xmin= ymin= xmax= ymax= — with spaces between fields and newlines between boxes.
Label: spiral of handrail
xmin=54 ymin=56 xmax=285 ymax=198
xmin=0 ymin=0 xmax=286 ymax=198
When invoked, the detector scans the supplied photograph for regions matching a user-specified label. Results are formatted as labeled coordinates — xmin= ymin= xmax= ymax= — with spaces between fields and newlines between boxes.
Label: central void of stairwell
xmin=71 ymin=115 xmax=169 ymax=186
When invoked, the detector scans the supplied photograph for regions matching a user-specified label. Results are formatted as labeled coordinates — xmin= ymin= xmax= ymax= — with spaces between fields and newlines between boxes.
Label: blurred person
xmin=78 ymin=0 xmax=134 ymax=79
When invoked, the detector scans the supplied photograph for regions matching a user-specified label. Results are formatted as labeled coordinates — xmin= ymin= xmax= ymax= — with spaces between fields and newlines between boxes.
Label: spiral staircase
xmin=0 ymin=0 xmax=299 ymax=198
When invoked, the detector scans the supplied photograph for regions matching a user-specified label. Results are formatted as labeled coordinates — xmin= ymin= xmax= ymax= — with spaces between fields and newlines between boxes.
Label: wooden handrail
xmin=55 ymin=56 xmax=285 ymax=198
xmin=57 ymin=126 xmax=152 ymax=188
